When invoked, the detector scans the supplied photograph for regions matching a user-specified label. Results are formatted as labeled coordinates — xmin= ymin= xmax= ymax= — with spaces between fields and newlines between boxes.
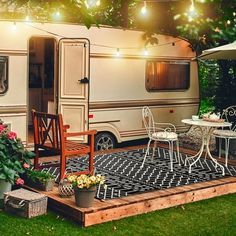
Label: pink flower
xmin=0 ymin=124 xmax=5 ymax=133
xmin=23 ymin=163 xmax=30 ymax=169
xmin=15 ymin=178 xmax=24 ymax=185
xmin=7 ymin=131 xmax=17 ymax=140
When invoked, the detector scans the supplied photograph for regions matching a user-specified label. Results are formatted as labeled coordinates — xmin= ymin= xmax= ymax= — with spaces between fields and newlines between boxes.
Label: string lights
xmin=7 ymin=0 xmax=192 ymax=57
xmin=9 ymin=21 xmax=181 ymax=58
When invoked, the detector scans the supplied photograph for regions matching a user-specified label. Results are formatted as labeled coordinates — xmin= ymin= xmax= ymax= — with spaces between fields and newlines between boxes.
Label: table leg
xmin=185 ymin=126 xmax=225 ymax=175
xmin=185 ymin=126 xmax=205 ymax=173
xmin=205 ymin=127 xmax=225 ymax=176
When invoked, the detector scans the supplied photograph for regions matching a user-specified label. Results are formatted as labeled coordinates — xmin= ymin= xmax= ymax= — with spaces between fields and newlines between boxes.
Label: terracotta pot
xmin=0 ymin=179 xmax=12 ymax=208
xmin=74 ymin=186 xmax=96 ymax=208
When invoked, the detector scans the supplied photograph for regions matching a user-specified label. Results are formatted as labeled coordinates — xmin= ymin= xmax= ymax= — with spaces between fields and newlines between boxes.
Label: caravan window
xmin=0 ymin=56 xmax=8 ymax=94
xmin=145 ymin=61 xmax=190 ymax=91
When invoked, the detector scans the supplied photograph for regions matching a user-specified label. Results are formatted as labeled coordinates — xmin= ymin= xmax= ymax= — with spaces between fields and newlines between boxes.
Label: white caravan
xmin=0 ymin=21 xmax=199 ymax=150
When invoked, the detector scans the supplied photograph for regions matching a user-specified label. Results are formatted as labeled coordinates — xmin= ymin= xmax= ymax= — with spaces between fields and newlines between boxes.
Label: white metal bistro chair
xmin=141 ymin=106 xmax=180 ymax=171
xmin=213 ymin=105 xmax=236 ymax=166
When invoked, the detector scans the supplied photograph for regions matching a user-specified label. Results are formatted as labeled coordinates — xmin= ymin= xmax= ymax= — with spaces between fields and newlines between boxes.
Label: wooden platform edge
xmin=83 ymin=177 xmax=236 ymax=227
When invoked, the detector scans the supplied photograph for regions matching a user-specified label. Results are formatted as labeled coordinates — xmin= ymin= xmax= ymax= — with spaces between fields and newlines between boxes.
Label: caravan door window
xmin=146 ymin=61 xmax=190 ymax=91
xmin=0 ymin=56 xmax=8 ymax=94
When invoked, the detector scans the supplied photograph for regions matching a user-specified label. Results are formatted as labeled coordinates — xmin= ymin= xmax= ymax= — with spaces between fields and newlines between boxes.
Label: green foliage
xmin=25 ymin=169 xmax=54 ymax=183
xmin=199 ymin=98 xmax=215 ymax=116
xmin=198 ymin=59 xmax=218 ymax=114
xmin=0 ymin=123 xmax=34 ymax=184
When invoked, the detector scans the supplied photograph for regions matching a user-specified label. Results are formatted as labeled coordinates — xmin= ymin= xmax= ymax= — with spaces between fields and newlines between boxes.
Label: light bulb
xmin=85 ymin=0 xmax=100 ymax=8
xmin=141 ymin=1 xmax=147 ymax=15
xmin=144 ymin=48 xmax=148 ymax=56
xmin=187 ymin=0 xmax=197 ymax=21
xmin=25 ymin=15 xmax=30 ymax=22
xmin=11 ymin=22 xmax=17 ymax=32
xmin=116 ymin=48 xmax=120 ymax=57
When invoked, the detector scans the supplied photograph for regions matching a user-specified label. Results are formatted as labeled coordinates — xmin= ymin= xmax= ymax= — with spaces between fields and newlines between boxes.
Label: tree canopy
xmin=0 ymin=0 xmax=235 ymax=51
xmin=1 ymin=0 xmax=236 ymax=111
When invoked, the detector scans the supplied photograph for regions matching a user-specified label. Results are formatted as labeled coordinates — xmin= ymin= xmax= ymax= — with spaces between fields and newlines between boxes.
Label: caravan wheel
xmin=95 ymin=133 xmax=116 ymax=151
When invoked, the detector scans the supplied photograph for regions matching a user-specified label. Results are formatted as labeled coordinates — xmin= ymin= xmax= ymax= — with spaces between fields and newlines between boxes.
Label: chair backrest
xmin=221 ymin=105 xmax=236 ymax=131
xmin=32 ymin=109 xmax=64 ymax=152
xmin=142 ymin=106 xmax=155 ymax=137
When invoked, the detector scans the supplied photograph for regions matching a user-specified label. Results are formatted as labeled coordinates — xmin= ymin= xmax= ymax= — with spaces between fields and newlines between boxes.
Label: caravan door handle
xmin=78 ymin=77 xmax=89 ymax=84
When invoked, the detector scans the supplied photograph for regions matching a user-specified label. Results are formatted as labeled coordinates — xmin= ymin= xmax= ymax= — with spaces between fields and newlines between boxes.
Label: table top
xmin=181 ymin=118 xmax=232 ymax=128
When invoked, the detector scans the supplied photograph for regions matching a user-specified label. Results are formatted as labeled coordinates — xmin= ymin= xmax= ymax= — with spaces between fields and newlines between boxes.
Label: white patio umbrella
xmin=198 ymin=41 xmax=236 ymax=60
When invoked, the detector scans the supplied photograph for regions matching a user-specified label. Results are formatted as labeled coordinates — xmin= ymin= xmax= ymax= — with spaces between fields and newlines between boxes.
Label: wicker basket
xmin=58 ymin=179 xmax=74 ymax=198
xmin=4 ymin=188 xmax=47 ymax=218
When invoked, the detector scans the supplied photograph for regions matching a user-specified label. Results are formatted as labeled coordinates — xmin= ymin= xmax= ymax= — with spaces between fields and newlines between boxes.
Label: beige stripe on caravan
xmin=0 ymin=105 xmax=27 ymax=114
xmin=91 ymin=53 xmax=192 ymax=60
xmin=90 ymin=98 xmax=199 ymax=110
xmin=0 ymin=49 xmax=27 ymax=56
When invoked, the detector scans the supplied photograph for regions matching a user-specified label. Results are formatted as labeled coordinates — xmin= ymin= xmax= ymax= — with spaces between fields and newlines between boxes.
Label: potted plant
xmin=0 ymin=122 xmax=34 ymax=207
xmin=23 ymin=168 xmax=55 ymax=192
xmin=67 ymin=174 xmax=105 ymax=208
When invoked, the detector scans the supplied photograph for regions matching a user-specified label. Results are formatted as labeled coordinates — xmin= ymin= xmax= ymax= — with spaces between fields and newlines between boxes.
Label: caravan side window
xmin=145 ymin=60 xmax=190 ymax=91
xmin=0 ymin=56 xmax=8 ymax=94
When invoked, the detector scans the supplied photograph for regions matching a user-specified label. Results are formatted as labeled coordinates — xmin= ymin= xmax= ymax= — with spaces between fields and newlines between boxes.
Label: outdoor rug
xmin=41 ymin=147 xmax=236 ymax=200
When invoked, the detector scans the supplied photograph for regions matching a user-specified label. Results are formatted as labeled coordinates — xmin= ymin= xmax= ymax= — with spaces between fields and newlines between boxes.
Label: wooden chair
xmin=31 ymin=109 xmax=97 ymax=180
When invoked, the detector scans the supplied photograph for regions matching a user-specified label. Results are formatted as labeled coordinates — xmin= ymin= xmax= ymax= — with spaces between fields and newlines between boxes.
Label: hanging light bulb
xmin=52 ymin=10 xmax=61 ymax=20
xmin=141 ymin=1 xmax=147 ymax=15
xmin=85 ymin=0 xmax=100 ymax=8
xmin=96 ymin=0 xmax=100 ymax=6
xmin=25 ymin=15 xmax=30 ymax=22
xmin=187 ymin=0 xmax=197 ymax=22
xmin=11 ymin=21 xmax=17 ymax=32
xmin=116 ymin=48 xmax=120 ymax=57
xmin=144 ymin=47 xmax=148 ymax=56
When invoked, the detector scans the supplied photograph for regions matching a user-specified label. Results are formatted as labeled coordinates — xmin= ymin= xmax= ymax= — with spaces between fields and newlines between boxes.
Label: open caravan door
xmin=58 ymin=38 xmax=90 ymax=142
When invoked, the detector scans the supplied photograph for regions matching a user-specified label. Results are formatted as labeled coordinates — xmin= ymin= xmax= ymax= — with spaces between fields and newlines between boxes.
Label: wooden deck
xmin=26 ymin=144 xmax=236 ymax=227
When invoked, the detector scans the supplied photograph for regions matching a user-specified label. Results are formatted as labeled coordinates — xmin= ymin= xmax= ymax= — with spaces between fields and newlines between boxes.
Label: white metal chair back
xmin=141 ymin=106 xmax=180 ymax=171
xmin=142 ymin=106 xmax=155 ymax=138
xmin=221 ymin=105 xmax=236 ymax=131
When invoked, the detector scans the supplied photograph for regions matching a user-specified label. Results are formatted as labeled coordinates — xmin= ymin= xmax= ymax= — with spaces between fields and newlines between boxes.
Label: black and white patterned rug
xmin=41 ymin=147 xmax=236 ymax=200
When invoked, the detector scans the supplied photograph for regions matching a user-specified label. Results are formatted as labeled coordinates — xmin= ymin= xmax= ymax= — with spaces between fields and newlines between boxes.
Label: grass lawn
xmin=1 ymin=193 xmax=236 ymax=236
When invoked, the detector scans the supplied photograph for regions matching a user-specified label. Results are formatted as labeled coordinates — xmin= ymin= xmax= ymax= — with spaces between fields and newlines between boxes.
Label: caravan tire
xmin=94 ymin=133 xmax=116 ymax=151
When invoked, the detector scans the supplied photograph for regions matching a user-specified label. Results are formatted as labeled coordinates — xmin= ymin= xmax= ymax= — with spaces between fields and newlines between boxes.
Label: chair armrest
xmin=63 ymin=125 xmax=70 ymax=132
xmin=64 ymin=129 xmax=97 ymax=138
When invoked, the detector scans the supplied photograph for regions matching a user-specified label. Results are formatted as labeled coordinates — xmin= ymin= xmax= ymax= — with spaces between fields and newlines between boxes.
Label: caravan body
xmin=0 ymin=21 xmax=199 ymax=149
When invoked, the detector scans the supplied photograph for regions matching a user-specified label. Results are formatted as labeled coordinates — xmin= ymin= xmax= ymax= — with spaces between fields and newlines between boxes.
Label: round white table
xmin=181 ymin=119 xmax=232 ymax=176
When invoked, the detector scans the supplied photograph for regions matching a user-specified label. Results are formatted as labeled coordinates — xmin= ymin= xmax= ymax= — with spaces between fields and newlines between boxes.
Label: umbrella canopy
xmin=198 ymin=41 xmax=236 ymax=60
